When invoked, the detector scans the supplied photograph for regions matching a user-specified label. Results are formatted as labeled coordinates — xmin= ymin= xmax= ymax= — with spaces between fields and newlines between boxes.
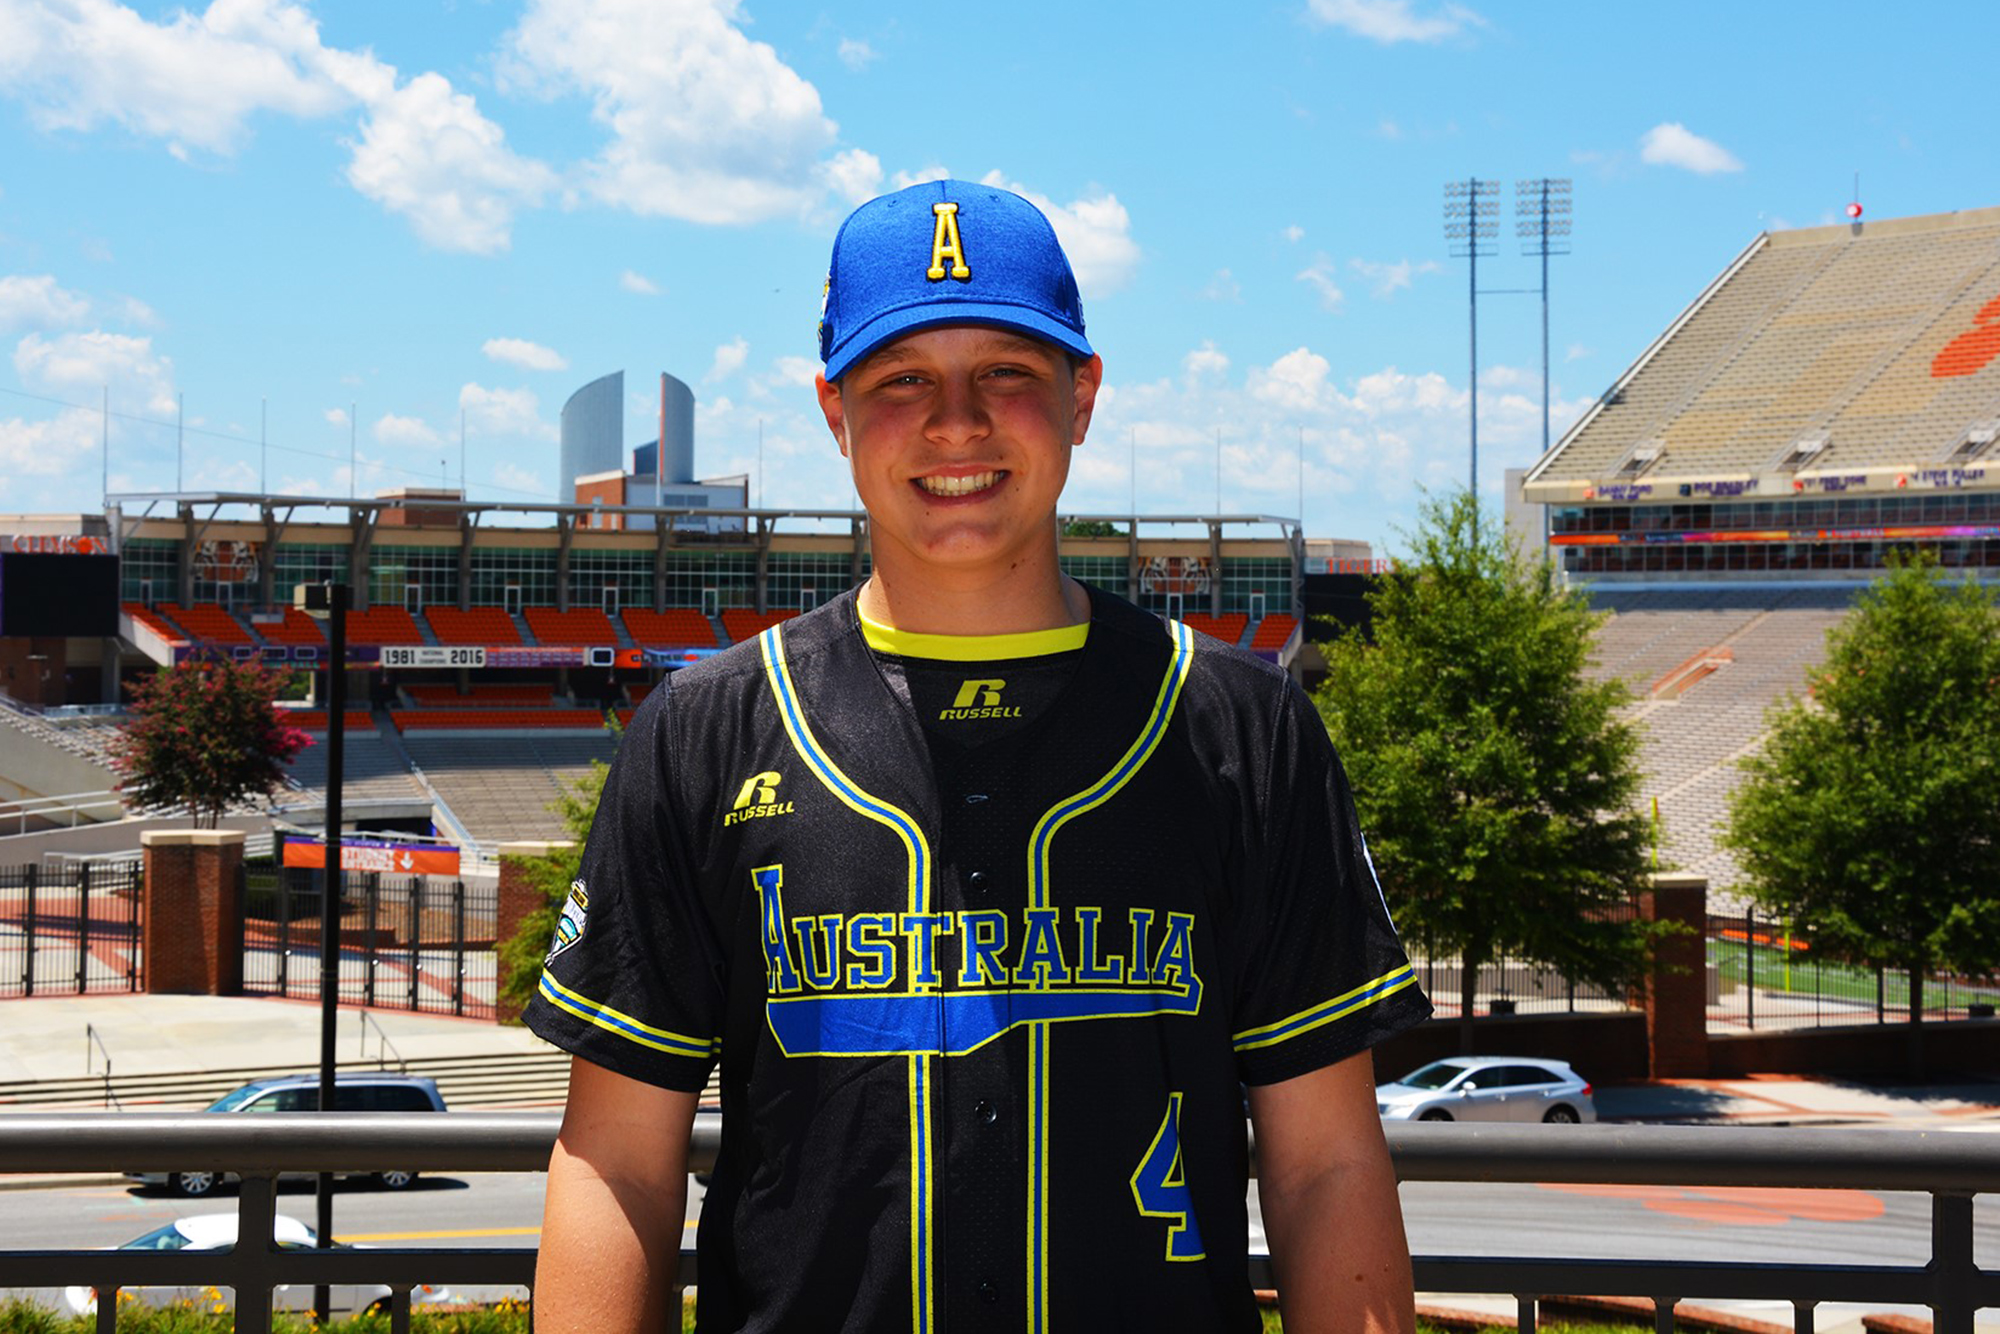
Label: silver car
xmin=1376 ymin=1056 xmax=1595 ymax=1123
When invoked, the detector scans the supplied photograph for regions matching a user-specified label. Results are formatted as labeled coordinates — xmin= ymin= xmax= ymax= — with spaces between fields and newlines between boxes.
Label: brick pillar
xmin=141 ymin=829 xmax=246 ymax=995
xmin=496 ymin=841 xmax=575 ymax=1024
xmin=1638 ymin=872 xmax=1709 ymax=1078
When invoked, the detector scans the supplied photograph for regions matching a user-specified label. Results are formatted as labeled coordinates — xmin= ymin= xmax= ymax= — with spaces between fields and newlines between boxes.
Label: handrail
xmin=0 ymin=789 xmax=126 ymax=836
xmin=356 ymin=1011 xmax=406 ymax=1072
xmin=0 ymin=1117 xmax=1991 ymax=1334
xmin=82 ymin=1024 xmax=118 ymax=1110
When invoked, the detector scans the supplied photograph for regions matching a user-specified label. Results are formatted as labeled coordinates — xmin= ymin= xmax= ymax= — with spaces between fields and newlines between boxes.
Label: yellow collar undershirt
xmin=858 ymin=610 xmax=1089 ymax=662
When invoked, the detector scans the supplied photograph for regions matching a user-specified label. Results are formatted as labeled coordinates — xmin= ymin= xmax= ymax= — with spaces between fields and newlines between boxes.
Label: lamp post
xmin=301 ymin=579 xmax=348 ymax=1323
xmin=1516 ymin=178 xmax=1573 ymax=458
xmin=1443 ymin=179 xmax=1500 ymax=532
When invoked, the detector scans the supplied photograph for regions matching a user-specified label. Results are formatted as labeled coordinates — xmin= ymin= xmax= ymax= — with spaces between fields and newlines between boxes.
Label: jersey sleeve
xmin=522 ymin=682 xmax=725 ymax=1093
xmin=1228 ymin=677 xmax=1432 ymax=1086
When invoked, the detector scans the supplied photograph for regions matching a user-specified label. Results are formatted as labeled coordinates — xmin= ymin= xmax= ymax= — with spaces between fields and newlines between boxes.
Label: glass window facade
xmin=1551 ymin=493 xmax=2000 ymax=576
xmin=121 ymin=538 xmax=178 ymax=603
xmin=371 ymin=545 xmax=459 ymax=611
xmin=569 ymin=548 xmax=654 ymax=612
xmin=659 ymin=551 xmax=757 ymax=610
xmin=1221 ymin=557 xmax=1292 ymax=612
xmin=767 ymin=551 xmax=859 ymax=611
xmin=469 ymin=547 xmax=558 ymax=608
xmin=1059 ymin=556 xmax=1128 ymax=600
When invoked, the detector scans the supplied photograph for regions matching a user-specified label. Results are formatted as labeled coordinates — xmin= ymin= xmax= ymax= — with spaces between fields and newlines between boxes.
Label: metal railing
xmin=0 ymin=1115 xmax=1992 ymax=1334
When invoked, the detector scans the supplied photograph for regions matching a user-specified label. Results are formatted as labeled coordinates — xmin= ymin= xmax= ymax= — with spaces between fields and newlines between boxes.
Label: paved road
xmin=3 ymin=1171 xmax=1994 ymax=1326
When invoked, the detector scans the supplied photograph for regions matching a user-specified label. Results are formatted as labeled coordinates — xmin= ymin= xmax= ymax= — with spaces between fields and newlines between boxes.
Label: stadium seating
xmin=1182 ymin=612 xmax=1247 ymax=646
xmin=720 ymin=608 xmax=796 ymax=644
xmin=622 ymin=607 xmax=718 ymax=648
xmin=426 ymin=606 xmax=522 ymax=646
xmin=281 ymin=732 xmax=425 ymax=808
xmin=123 ymin=603 xmax=186 ymax=643
xmin=392 ymin=709 xmax=608 ymax=731
xmin=403 ymin=683 xmax=558 ymax=707
xmin=250 ymin=608 xmax=326 ymax=646
xmin=400 ymin=732 xmax=619 ymax=843
xmin=524 ymin=607 xmax=618 ymax=646
xmin=1249 ymin=614 xmax=1298 ymax=651
xmin=281 ymin=710 xmax=376 ymax=731
xmin=341 ymin=607 xmax=425 ymax=646
xmin=160 ymin=602 xmax=254 ymax=645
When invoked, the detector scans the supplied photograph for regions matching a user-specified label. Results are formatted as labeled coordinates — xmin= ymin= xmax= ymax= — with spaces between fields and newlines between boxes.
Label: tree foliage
xmin=1313 ymin=492 xmax=1658 ymax=1047
xmin=496 ymin=731 xmax=613 ymax=1020
xmin=113 ymin=660 xmax=310 ymax=828
xmin=1724 ymin=553 xmax=2000 ymax=1022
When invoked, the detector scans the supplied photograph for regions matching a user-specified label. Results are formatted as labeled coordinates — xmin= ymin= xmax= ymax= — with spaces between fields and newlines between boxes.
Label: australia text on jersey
xmin=755 ymin=863 xmax=1202 ymax=1058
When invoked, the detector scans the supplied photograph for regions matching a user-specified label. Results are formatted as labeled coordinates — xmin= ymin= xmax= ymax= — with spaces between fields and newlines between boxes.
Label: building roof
xmin=1525 ymin=206 xmax=2000 ymax=503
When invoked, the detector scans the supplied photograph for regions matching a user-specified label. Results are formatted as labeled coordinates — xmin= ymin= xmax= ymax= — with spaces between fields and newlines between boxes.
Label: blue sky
xmin=2 ymin=0 xmax=1994 ymax=557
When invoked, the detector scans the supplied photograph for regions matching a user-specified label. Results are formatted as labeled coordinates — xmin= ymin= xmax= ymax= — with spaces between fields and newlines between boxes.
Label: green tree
xmin=1060 ymin=519 xmax=1125 ymax=538
xmin=1724 ymin=552 xmax=2000 ymax=1055
xmin=496 ymin=726 xmax=614 ymax=1020
xmin=113 ymin=660 xmax=310 ymax=828
xmin=1314 ymin=492 xmax=1657 ymax=1051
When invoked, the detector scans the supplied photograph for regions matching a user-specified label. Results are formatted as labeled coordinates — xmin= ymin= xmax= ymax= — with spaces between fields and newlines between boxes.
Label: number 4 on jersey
xmin=1130 ymin=1091 xmax=1206 ymax=1261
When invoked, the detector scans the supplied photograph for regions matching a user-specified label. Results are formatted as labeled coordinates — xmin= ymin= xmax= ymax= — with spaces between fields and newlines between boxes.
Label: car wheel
xmin=1418 ymin=1108 xmax=1453 ymax=1122
xmin=171 ymin=1170 xmax=218 ymax=1197
xmin=375 ymin=1170 xmax=419 ymax=1190
xmin=1543 ymin=1105 xmax=1580 ymax=1124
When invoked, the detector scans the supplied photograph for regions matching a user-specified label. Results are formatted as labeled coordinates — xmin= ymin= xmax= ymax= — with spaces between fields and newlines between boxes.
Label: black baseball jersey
xmin=525 ymin=585 xmax=1430 ymax=1333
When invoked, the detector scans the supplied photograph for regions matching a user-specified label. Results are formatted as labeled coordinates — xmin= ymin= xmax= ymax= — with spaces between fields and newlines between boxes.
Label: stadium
xmin=4 ymin=202 xmax=1999 ymax=1039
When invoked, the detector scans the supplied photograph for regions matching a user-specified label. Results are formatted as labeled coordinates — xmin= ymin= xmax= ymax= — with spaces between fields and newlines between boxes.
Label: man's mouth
xmin=917 ymin=470 xmax=1003 ymax=497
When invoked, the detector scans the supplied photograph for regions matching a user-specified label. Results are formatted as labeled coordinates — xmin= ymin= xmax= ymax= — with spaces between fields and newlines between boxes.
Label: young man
xmin=528 ymin=179 xmax=1432 ymax=1333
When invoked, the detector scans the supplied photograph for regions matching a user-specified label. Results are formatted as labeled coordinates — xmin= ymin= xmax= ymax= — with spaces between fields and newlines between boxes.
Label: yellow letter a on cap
xmin=928 ymin=202 xmax=971 ymax=281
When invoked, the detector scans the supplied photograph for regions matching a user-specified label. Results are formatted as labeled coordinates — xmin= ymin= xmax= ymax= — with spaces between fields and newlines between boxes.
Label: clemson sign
xmin=282 ymin=837 xmax=461 ymax=876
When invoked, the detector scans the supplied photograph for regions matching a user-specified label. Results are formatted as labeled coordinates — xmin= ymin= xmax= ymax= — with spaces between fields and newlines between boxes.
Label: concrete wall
xmin=0 ymin=718 xmax=119 ymax=806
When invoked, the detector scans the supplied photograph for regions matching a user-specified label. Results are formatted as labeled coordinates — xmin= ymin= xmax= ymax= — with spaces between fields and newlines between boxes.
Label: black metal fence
xmin=1407 ymin=901 xmax=1642 ymax=1017
xmin=240 ymin=861 xmax=497 ymax=1019
xmin=0 ymin=1115 xmax=1993 ymax=1334
xmin=1708 ymin=908 xmax=2000 ymax=1031
xmin=0 ymin=861 xmax=142 ymax=998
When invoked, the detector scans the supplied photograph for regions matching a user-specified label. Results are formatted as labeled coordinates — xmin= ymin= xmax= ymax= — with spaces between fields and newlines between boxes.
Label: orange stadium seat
xmin=426 ymin=606 xmax=523 ymax=646
xmin=524 ymin=607 xmax=618 ymax=646
xmin=1182 ymin=613 xmax=1248 ymax=646
xmin=1249 ymin=614 xmax=1298 ymax=651
xmin=392 ymin=709 xmax=608 ymax=731
xmin=251 ymin=608 xmax=326 ymax=646
xmin=404 ymin=683 xmax=559 ymax=707
xmin=123 ymin=602 xmax=187 ymax=643
xmin=160 ymin=602 xmax=254 ymax=645
xmin=720 ymin=608 xmax=796 ymax=644
xmin=282 ymin=710 xmax=375 ymax=731
xmin=342 ymin=607 xmax=425 ymax=646
xmin=622 ymin=607 xmax=718 ymax=648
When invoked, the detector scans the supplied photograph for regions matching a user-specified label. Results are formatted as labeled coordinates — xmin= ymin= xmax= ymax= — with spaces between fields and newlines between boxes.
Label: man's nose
xmin=924 ymin=375 xmax=991 ymax=448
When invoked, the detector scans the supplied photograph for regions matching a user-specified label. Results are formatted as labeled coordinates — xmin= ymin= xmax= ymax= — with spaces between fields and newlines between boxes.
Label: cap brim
xmin=824 ymin=302 xmax=1093 ymax=382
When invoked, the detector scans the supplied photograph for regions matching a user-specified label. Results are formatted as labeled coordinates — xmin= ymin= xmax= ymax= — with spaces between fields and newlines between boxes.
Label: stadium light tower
xmin=1517 ymin=178 xmax=1573 ymax=457
xmin=1444 ymin=179 xmax=1500 ymax=521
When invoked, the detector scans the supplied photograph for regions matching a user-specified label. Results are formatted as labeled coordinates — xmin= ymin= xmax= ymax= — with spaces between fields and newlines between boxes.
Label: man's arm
xmin=1247 ymin=1049 xmax=1415 ymax=1334
xmin=536 ymin=1055 xmax=699 ymax=1334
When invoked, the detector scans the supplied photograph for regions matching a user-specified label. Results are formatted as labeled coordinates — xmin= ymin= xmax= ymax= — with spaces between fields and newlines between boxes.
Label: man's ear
xmin=815 ymin=373 xmax=850 ymax=458
xmin=1070 ymin=354 xmax=1104 ymax=447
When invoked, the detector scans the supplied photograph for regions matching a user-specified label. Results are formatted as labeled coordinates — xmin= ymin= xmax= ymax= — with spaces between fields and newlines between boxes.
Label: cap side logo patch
xmin=927 ymin=201 xmax=970 ymax=281
xmin=546 ymin=880 xmax=589 ymax=964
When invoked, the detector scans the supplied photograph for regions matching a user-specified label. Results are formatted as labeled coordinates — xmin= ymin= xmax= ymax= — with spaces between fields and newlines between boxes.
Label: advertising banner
xmin=281 ymin=837 xmax=461 ymax=876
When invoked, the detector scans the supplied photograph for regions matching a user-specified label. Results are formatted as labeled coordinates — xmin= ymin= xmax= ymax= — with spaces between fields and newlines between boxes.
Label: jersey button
xmin=978 ymin=1281 xmax=998 ymax=1305
xmin=974 ymin=1099 xmax=997 ymax=1125
xmin=967 ymin=870 xmax=987 ymax=893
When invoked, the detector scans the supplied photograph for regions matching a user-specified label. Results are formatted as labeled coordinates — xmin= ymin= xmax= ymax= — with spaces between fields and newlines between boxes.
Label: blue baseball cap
xmin=818 ymin=179 xmax=1092 ymax=381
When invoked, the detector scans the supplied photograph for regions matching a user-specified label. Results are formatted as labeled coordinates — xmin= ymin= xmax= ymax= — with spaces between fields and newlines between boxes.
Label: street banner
xmin=281 ymin=837 xmax=461 ymax=876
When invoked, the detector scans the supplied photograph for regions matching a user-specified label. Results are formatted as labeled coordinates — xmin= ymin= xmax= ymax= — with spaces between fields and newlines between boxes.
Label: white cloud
xmin=753 ymin=355 xmax=820 ymax=397
xmin=373 ymin=412 xmax=439 ymax=446
xmin=1283 ymin=224 xmax=1305 ymax=243
xmin=118 ymin=295 xmax=160 ymax=327
xmin=0 ymin=275 xmax=91 ymax=332
xmin=0 ymin=405 xmax=99 ymax=478
xmin=1249 ymin=348 xmax=1336 ymax=413
xmin=837 ymin=38 xmax=876 ymax=71
xmin=493 ymin=460 xmax=548 ymax=497
xmin=707 ymin=337 xmax=749 ymax=383
xmin=14 ymin=329 xmax=175 ymax=412
xmin=345 ymin=72 xmax=555 ymax=255
xmin=1565 ymin=343 xmax=1590 ymax=362
xmin=1639 ymin=122 xmax=1744 ymax=175
xmin=976 ymin=171 xmax=1140 ymax=296
xmin=1306 ymin=0 xmax=1485 ymax=44
xmin=1349 ymin=256 xmax=1443 ymax=298
xmin=1200 ymin=269 xmax=1242 ymax=303
xmin=500 ymin=0 xmax=844 ymax=226
xmin=1295 ymin=255 xmax=1344 ymax=311
xmin=820 ymin=148 xmax=883 ymax=206
xmin=324 ymin=406 xmax=348 ymax=428
xmin=1184 ymin=342 xmax=1230 ymax=379
xmin=460 ymin=382 xmax=557 ymax=441
xmin=619 ymin=269 xmax=660 ymax=296
xmin=889 ymin=164 xmax=952 ymax=190
xmin=0 ymin=0 xmax=552 ymax=252
xmin=483 ymin=337 xmax=569 ymax=372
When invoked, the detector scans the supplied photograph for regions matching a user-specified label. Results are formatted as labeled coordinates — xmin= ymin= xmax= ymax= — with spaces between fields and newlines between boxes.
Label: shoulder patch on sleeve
xmin=546 ymin=880 xmax=590 ymax=963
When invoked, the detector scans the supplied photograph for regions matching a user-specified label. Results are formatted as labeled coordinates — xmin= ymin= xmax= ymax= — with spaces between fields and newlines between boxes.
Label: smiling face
xmin=817 ymin=324 xmax=1102 ymax=618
